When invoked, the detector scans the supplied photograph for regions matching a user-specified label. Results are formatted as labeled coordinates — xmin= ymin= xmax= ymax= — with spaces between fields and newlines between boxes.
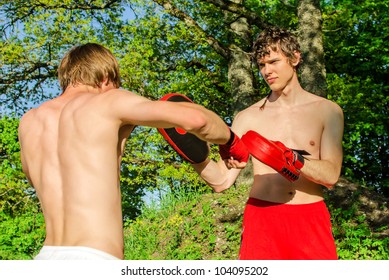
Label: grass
xmin=123 ymin=183 xmax=249 ymax=260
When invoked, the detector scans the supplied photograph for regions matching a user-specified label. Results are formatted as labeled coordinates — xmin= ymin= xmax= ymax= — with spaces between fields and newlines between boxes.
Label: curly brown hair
xmin=252 ymin=26 xmax=302 ymax=67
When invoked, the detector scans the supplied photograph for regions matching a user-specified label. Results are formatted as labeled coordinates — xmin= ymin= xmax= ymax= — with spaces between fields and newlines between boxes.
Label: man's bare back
xmin=19 ymin=87 xmax=131 ymax=258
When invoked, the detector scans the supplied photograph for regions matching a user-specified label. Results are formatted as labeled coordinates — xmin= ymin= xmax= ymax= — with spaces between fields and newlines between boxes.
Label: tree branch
xmin=1 ymin=0 xmax=121 ymax=34
xmin=203 ymin=0 xmax=268 ymax=29
xmin=152 ymin=0 xmax=230 ymax=58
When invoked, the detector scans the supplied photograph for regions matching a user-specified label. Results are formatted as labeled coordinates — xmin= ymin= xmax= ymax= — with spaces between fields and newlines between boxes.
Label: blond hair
xmin=58 ymin=43 xmax=121 ymax=91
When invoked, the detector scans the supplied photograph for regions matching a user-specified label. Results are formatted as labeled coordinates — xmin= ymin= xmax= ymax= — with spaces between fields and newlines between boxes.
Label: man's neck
xmin=270 ymin=83 xmax=305 ymax=106
xmin=61 ymin=84 xmax=102 ymax=96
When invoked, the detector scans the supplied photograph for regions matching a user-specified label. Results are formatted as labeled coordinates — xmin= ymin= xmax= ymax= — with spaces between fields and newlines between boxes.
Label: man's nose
xmin=262 ymin=64 xmax=271 ymax=76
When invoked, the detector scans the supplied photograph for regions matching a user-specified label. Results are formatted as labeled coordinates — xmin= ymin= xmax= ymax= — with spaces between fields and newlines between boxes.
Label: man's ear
xmin=99 ymin=78 xmax=112 ymax=92
xmin=291 ymin=51 xmax=301 ymax=67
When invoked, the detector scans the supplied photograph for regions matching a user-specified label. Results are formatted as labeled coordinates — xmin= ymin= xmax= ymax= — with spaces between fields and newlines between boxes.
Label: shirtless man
xmin=18 ymin=43 xmax=247 ymax=260
xmin=192 ymin=26 xmax=344 ymax=259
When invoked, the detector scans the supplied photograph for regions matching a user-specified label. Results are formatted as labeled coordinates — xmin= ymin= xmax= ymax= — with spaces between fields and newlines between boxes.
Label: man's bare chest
xmin=247 ymin=108 xmax=323 ymax=156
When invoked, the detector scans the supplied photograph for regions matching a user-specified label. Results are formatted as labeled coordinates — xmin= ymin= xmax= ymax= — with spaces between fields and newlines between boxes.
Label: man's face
xmin=257 ymin=48 xmax=298 ymax=92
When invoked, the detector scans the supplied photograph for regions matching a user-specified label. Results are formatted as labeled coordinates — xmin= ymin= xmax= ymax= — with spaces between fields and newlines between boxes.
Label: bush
xmin=0 ymin=211 xmax=45 ymax=260
xmin=124 ymin=185 xmax=245 ymax=260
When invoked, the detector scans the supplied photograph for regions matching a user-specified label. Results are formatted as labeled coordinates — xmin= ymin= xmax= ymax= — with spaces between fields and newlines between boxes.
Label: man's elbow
xmin=204 ymin=177 xmax=231 ymax=193
xmin=322 ymin=173 xmax=341 ymax=189
xmin=181 ymin=112 xmax=208 ymax=134
xmin=212 ymin=184 xmax=229 ymax=193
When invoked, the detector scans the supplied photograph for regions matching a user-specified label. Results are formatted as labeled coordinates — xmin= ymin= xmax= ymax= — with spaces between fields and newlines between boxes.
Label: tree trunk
xmin=226 ymin=0 xmax=256 ymax=116
xmin=297 ymin=0 xmax=327 ymax=97
xmin=228 ymin=45 xmax=256 ymax=116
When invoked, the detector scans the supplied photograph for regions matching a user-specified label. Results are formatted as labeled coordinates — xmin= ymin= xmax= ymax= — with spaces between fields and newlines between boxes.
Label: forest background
xmin=0 ymin=0 xmax=388 ymax=260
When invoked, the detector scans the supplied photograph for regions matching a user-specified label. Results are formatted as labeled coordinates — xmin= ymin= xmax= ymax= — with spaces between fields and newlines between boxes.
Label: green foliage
xmin=119 ymin=1 xmax=234 ymax=118
xmin=120 ymin=126 xmax=214 ymax=220
xmin=323 ymin=0 xmax=389 ymax=82
xmin=1 ymin=0 xmax=124 ymax=113
xmin=0 ymin=117 xmax=44 ymax=260
xmin=0 ymin=117 xmax=37 ymax=216
xmin=323 ymin=0 xmax=389 ymax=192
xmin=327 ymin=74 xmax=388 ymax=191
xmin=329 ymin=205 xmax=389 ymax=260
xmin=124 ymin=184 xmax=245 ymax=260
xmin=0 ymin=211 xmax=45 ymax=260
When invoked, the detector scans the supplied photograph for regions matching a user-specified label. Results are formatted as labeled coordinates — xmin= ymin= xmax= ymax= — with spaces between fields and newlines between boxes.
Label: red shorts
xmin=239 ymin=198 xmax=338 ymax=260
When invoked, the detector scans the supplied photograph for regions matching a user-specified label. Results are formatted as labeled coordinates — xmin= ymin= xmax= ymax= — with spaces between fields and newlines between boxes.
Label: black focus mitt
xmin=157 ymin=93 xmax=210 ymax=163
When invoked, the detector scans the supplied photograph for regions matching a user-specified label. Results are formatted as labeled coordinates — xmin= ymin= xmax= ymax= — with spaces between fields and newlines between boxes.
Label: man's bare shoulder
xmin=232 ymin=98 xmax=268 ymax=133
xmin=19 ymin=99 xmax=62 ymax=131
xmin=236 ymin=98 xmax=267 ymax=116
xmin=95 ymin=88 xmax=146 ymax=108
xmin=18 ymin=107 xmax=47 ymax=144
xmin=302 ymin=92 xmax=343 ymax=112
xmin=20 ymin=107 xmax=36 ymax=121
xmin=313 ymin=94 xmax=343 ymax=115
xmin=19 ymin=106 xmax=43 ymax=129
xmin=103 ymin=88 xmax=138 ymax=98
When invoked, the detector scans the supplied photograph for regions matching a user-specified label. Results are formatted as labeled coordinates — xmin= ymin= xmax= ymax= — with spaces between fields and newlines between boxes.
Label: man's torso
xmin=235 ymin=93 xmax=331 ymax=204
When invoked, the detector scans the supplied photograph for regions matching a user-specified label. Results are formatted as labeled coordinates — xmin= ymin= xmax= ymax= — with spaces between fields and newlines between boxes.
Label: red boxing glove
xmin=241 ymin=130 xmax=305 ymax=182
xmin=273 ymin=141 xmax=305 ymax=170
xmin=219 ymin=129 xmax=249 ymax=163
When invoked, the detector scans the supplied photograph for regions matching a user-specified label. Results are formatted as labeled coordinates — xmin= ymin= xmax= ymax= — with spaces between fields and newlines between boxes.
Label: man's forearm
xmin=191 ymin=159 xmax=231 ymax=192
xmin=301 ymin=158 xmax=341 ymax=188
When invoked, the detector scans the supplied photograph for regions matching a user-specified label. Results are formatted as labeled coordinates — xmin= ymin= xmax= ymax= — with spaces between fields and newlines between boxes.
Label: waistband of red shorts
xmin=246 ymin=197 xmax=326 ymax=214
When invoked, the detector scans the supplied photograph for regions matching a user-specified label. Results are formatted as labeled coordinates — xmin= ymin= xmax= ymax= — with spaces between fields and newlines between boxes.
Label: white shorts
xmin=34 ymin=246 xmax=120 ymax=260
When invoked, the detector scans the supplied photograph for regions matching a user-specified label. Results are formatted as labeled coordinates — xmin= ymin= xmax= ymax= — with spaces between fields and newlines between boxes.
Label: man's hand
xmin=219 ymin=129 xmax=249 ymax=168
xmin=241 ymin=130 xmax=305 ymax=182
